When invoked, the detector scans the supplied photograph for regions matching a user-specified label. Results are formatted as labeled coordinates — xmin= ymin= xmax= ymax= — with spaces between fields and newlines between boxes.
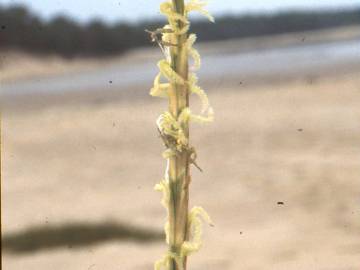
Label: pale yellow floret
xmin=190 ymin=107 xmax=214 ymax=124
xmin=164 ymin=221 xmax=170 ymax=244
xmin=177 ymin=107 xmax=192 ymax=124
xmin=190 ymin=85 xmax=209 ymax=113
xmin=154 ymin=179 xmax=170 ymax=209
xmin=186 ymin=34 xmax=201 ymax=70
xmin=178 ymin=106 xmax=214 ymax=125
xmin=154 ymin=254 xmax=173 ymax=270
xmin=157 ymin=112 xmax=188 ymax=147
xmin=154 ymin=255 xmax=169 ymax=270
xmin=187 ymin=73 xmax=209 ymax=113
xmin=154 ymin=179 xmax=171 ymax=245
xmin=155 ymin=252 xmax=183 ymax=270
xmin=158 ymin=60 xmax=185 ymax=85
xmin=160 ymin=1 xmax=189 ymax=24
xmin=150 ymin=73 xmax=170 ymax=98
xmin=157 ymin=112 xmax=180 ymax=139
xmin=180 ymin=206 xmax=213 ymax=257
xmin=154 ymin=206 xmax=213 ymax=269
xmin=185 ymin=0 xmax=215 ymax=22
xmin=157 ymin=107 xmax=212 ymax=157
xmin=172 ymin=24 xmax=190 ymax=35
xmin=160 ymin=1 xmax=190 ymax=35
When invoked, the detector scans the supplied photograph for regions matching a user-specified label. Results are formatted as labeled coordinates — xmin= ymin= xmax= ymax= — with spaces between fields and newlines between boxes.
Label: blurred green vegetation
xmin=0 ymin=5 xmax=359 ymax=57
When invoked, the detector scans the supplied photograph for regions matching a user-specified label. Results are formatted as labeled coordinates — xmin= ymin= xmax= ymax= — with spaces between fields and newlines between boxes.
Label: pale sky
xmin=0 ymin=0 xmax=359 ymax=23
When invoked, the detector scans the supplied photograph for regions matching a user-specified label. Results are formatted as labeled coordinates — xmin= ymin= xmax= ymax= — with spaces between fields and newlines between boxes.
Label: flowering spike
xmin=149 ymin=1 xmax=214 ymax=269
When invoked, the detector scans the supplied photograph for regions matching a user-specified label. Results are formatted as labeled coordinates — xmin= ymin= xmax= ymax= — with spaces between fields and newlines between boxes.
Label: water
xmin=1 ymin=39 xmax=359 ymax=97
xmin=202 ymin=39 xmax=360 ymax=77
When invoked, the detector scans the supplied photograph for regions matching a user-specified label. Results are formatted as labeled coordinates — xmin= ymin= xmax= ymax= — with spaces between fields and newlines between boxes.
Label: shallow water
xmin=1 ymin=39 xmax=360 ymax=97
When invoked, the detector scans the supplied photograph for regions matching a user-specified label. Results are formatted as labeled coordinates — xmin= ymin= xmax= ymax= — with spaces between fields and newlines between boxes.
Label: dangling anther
xmin=188 ymin=147 xmax=203 ymax=172
xmin=145 ymin=28 xmax=177 ymax=56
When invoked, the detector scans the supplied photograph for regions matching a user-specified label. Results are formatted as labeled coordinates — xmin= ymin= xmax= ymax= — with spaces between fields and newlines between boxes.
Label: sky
xmin=0 ymin=0 xmax=359 ymax=23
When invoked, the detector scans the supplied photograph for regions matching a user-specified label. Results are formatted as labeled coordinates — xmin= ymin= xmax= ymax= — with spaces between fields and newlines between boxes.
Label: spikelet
xmin=160 ymin=1 xmax=190 ymax=35
xmin=157 ymin=112 xmax=179 ymax=139
xmin=180 ymin=206 xmax=213 ymax=257
xmin=157 ymin=111 xmax=188 ymax=148
xmin=178 ymin=107 xmax=192 ymax=124
xmin=150 ymin=73 xmax=170 ymax=98
xmin=190 ymin=85 xmax=209 ymax=113
xmin=173 ymin=23 xmax=190 ymax=36
xmin=190 ymin=107 xmax=214 ymax=124
xmin=158 ymin=60 xmax=185 ymax=85
xmin=154 ymin=179 xmax=171 ymax=244
xmin=154 ymin=255 xmax=170 ymax=270
xmin=178 ymin=99 xmax=214 ymax=125
xmin=154 ymin=179 xmax=170 ymax=209
xmin=185 ymin=0 xmax=215 ymax=23
xmin=188 ymin=73 xmax=209 ymax=113
xmin=155 ymin=252 xmax=183 ymax=270
xmin=186 ymin=34 xmax=201 ymax=70
xmin=160 ymin=2 xmax=189 ymax=24
xmin=164 ymin=221 xmax=170 ymax=244
xmin=154 ymin=207 xmax=213 ymax=269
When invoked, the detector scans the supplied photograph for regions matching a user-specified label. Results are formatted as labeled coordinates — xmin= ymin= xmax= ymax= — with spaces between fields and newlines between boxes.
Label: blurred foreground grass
xmin=3 ymin=222 xmax=163 ymax=254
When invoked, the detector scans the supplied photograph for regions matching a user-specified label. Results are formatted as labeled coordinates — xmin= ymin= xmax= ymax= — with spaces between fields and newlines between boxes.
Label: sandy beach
xmin=2 ymin=57 xmax=360 ymax=270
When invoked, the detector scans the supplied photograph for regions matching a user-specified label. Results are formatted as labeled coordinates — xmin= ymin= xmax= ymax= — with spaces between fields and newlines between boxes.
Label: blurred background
xmin=1 ymin=0 xmax=360 ymax=269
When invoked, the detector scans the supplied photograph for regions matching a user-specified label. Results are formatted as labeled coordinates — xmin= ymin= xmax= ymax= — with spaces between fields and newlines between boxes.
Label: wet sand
xmin=2 ymin=67 xmax=360 ymax=269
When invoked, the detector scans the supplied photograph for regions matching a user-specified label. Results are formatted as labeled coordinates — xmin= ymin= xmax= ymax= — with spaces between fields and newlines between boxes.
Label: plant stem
xmin=168 ymin=1 xmax=190 ymax=269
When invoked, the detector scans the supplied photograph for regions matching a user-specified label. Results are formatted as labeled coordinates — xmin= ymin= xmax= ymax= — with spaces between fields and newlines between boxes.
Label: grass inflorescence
xmin=147 ymin=1 xmax=214 ymax=270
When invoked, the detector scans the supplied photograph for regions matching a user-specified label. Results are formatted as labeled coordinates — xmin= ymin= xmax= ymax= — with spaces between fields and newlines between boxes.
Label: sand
xmin=2 ymin=67 xmax=360 ymax=270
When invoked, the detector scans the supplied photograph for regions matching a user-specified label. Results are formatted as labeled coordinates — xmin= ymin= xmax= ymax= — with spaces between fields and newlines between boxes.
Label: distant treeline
xmin=0 ymin=5 xmax=359 ymax=57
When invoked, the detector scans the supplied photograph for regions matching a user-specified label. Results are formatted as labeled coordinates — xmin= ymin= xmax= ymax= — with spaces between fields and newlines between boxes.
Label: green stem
xmin=168 ymin=0 xmax=190 ymax=269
